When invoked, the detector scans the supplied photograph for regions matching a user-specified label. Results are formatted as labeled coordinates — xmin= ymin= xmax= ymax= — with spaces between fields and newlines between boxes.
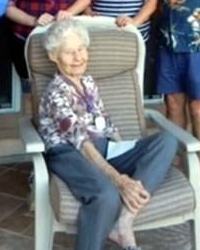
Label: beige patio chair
xmin=21 ymin=16 xmax=200 ymax=250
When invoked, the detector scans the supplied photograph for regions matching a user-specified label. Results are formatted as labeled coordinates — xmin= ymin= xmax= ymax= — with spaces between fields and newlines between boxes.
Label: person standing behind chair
xmin=6 ymin=0 xmax=90 ymax=83
xmin=84 ymin=0 xmax=157 ymax=42
xmin=156 ymin=0 xmax=200 ymax=139
xmin=84 ymin=0 xmax=158 ymax=99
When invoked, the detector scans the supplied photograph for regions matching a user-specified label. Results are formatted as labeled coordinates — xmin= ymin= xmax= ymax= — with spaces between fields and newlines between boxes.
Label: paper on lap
xmin=106 ymin=140 xmax=137 ymax=160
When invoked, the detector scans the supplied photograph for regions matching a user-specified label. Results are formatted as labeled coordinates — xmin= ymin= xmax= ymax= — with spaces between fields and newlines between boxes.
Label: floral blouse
xmin=158 ymin=0 xmax=200 ymax=52
xmin=39 ymin=74 xmax=117 ymax=150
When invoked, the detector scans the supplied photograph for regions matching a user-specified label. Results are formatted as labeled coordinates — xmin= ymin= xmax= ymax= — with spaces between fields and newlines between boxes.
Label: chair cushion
xmin=96 ymin=71 xmax=145 ymax=140
xmin=28 ymin=29 xmax=138 ymax=82
xmin=50 ymin=167 xmax=195 ymax=229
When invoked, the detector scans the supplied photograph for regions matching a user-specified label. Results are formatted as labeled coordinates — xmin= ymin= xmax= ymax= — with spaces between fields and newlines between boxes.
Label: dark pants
xmin=0 ymin=17 xmax=12 ymax=101
xmin=46 ymin=131 xmax=178 ymax=250
xmin=144 ymin=15 xmax=160 ymax=99
xmin=9 ymin=34 xmax=28 ymax=79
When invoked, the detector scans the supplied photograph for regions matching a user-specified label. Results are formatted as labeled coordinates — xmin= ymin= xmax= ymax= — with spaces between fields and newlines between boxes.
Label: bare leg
xmin=189 ymin=100 xmax=200 ymax=140
xmin=109 ymin=207 xmax=137 ymax=248
xmin=165 ymin=94 xmax=187 ymax=170
xmin=165 ymin=93 xmax=187 ymax=128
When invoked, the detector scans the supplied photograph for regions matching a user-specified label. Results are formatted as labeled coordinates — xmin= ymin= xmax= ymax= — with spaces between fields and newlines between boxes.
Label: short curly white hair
xmin=44 ymin=19 xmax=90 ymax=53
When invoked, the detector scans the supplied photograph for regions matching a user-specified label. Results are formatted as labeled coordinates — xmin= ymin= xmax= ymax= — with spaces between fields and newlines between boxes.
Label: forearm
xmin=66 ymin=0 xmax=91 ymax=15
xmin=81 ymin=141 xmax=151 ymax=213
xmin=81 ymin=140 xmax=121 ymax=186
xmin=132 ymin=0 xmax=157 ymax=25
xmin=83 ymin=5 xmax=93 ymax=15
xmin=6 ymin=6 xmax=36 ymax=26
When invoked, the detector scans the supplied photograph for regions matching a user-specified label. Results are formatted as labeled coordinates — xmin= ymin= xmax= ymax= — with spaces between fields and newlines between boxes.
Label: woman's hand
xmin=117 ymin=174 xmax=150 ymax=215
xmin=81 ymin=140 xmax=150 ymax=215
xmin=56 ymin=10 xmax=73 ymax=21
xmin=36 ymin=13 xmax=54 ymax=26
xmin=116 ymin=16 xmax=140 ymax=27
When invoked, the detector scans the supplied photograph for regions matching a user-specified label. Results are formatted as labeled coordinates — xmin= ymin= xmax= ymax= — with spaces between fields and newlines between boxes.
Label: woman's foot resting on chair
xmin=109 ymin=207 xmax=138 ymax=248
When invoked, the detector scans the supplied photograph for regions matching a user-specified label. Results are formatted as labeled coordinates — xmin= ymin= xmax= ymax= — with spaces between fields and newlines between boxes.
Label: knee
xmin=97 ymin=182 xmax=121 ymax=211
xmin=166 ymin=95 xmax=185 ymax=114
xmin=158 ymin=131 xmax=178 ymax=155
xmin=189 ymin=101 xmax=200 ymax=118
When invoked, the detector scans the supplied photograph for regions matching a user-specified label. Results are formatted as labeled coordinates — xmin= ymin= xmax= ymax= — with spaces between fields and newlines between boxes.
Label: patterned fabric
xmin=91 ymin=0 xmax=151 ymax=41
xmin=158 ymin=0 xmax=200 ymax=52
xmin=8 ymin=0 xmax=75 ymax=39
xmin=0 ymin=0 xmax=8 ymax=16
xmin=39 ymin=74 xmax=117 ymax=150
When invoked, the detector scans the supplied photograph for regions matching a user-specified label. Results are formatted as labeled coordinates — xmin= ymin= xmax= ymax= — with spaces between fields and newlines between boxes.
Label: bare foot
xmin=109 ymin=207 xmax=136 ymax=248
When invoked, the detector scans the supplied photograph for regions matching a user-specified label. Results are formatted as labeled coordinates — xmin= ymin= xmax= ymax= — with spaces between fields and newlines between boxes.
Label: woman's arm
xmin=6 ymin=3 xmax=54 ymax=26
xmin=7 ymin=0 xmax=91 ymax=26
xmin=81 ymin=140 xmax=122 ymax=185
xmin=81 ymin=140 xmax=150 ymax=214
xmin=56 ymin=0 xmax=91 ymax=20
xmin=66 ymin=0 xmax=91 ymax=15
xmin=116 ymin=0 xmax=158 ymax=27
xmin=131 ymin=0 xmax=158 ymax=25
xmin=83 ymin=5 xmax=100 ymax=16
xmin=6 ymin=4 xmax=37 ymax=26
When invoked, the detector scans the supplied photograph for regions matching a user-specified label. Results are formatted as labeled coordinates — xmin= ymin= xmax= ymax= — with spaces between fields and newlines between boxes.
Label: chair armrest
xmin=145 ymin=109 xmax=200 ymax=153
xmin=19 ymin=117 xmax=45 ymax=153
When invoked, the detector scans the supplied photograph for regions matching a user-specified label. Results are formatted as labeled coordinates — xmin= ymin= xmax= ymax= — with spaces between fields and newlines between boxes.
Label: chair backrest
xmin=25 ymin=16 xmax=146 ymax=140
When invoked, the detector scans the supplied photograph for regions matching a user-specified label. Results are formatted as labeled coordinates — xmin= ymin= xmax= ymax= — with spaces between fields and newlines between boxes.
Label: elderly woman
xmin=39 ymin=19 xmax=178 ymax=250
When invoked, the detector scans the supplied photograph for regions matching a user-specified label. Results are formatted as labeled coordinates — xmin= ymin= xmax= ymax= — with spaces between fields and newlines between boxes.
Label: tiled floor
xmin=0 ymin=162 xmax=193 ymax=250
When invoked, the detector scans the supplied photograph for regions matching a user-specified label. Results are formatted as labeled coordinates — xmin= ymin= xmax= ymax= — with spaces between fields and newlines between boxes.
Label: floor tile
xmin=0 ymin=203 xmax=33 ymax=234
xmin=0 ymin=167 xmax=10 ymax=176
xmin=0 ymin=229 xmax=34 ymax=250
xmin=23 ymin=222 xmax=34 ymax=237
xmin=0 ymin=194 xmax=24 ymax=222
xmin=54 ymin=233 xmax=75 ymax=248
xmin=0 ymin=166 xmax=30 ymax=198
xmin=53 ymin=233 xmax=120 ymax=250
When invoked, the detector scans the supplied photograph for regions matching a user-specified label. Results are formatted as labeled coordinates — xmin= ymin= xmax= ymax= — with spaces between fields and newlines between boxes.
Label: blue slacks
xmin=46 ymin=131 xmax=178 ymax=250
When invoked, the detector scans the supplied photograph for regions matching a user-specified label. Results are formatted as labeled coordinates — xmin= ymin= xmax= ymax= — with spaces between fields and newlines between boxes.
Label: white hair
xmin=44 ymin=19 xmax=90 ymax=53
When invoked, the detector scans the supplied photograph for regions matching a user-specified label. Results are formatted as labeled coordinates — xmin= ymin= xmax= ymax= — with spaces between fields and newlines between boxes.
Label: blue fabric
xmin=159 ymin=0 xmax=200 ymax=52
xmin=156 ymin=47 xmax=200 ymax=100
xmin=46 ymin=131 xmax=177 ymax=250
xmin=46 ymin=142 xmax=121 ymax=250
xmin=0 ymin=0 xmax=8 ymax=16
xmin=108 ymin=132 xmax=177 ymax=194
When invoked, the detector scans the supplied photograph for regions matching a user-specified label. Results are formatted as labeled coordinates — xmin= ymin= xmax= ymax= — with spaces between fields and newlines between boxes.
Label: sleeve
xmin=49 ymin=89 xmax=89 ymax=150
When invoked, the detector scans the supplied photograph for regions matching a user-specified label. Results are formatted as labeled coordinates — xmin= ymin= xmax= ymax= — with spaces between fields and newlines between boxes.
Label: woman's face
xmin=50 ymin=33 xmax=88 ymax=81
